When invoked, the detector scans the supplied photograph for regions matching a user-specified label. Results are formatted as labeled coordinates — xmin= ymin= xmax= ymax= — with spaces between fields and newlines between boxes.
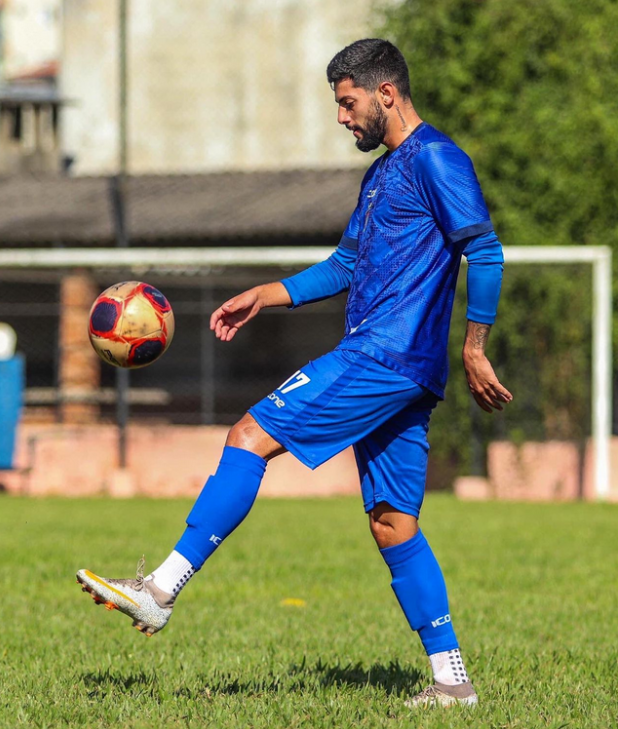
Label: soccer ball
xmin=88 ymin=281 xmax=175 ymax=368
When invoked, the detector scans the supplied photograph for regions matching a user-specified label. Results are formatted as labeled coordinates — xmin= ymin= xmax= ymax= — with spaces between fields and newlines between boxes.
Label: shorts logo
xmin=278 ymin=370 xmax=311 ymax=394
xmin=268 ymin=370 xmax=311 ymax=409
xmin=431 ymin=613 xmax=451 ymax=628
xmin=268 ymin=392 xmax=286 ymax=408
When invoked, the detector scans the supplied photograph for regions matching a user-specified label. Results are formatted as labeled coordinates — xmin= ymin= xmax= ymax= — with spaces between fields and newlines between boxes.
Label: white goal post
xmin=0 ymin=245 xmax=612 ymax=499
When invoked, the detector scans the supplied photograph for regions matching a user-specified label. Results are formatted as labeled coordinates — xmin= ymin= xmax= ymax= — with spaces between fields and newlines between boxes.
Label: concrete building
xmin=60 ymin=0 xmax=382 ymax=175
xmin=0 ymin=0 xmax=61 ymax=78
xmin=0 ymin=0 xmax=388 ymax=175
xmin=0 ymin=0 xmax=63 ymax=173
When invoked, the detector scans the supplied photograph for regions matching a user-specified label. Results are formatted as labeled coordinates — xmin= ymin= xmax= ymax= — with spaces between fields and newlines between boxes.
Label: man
xmin=78 ymin=39 xmax=511 ymax=708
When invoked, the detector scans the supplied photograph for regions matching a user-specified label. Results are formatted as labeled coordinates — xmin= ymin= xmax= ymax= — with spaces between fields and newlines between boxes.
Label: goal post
xmin=501 ymin=246 xmax=612 ymax=501
xmin=0 ymin=245 xmax=612 ymax=499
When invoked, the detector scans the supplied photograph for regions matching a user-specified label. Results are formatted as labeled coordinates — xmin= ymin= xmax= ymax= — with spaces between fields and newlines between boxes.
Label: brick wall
xmin=0 ymin=423 xmax=361 ymax=500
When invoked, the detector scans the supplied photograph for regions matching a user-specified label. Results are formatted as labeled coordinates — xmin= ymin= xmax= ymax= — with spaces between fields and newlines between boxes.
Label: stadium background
xmin=0 ymin=0 xmax=615 ymax=497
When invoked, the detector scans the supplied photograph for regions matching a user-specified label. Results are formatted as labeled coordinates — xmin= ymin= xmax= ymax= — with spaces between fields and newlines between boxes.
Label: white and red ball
xmin=88 ymin=281 xmax=174 ymax=369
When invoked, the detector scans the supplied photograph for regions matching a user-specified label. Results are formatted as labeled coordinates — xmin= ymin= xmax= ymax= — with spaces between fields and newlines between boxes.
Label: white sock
xmin=429 ymin=648 xmax=470 ymax=686
xmin=148 ymin=550 xmax=196 ymax=596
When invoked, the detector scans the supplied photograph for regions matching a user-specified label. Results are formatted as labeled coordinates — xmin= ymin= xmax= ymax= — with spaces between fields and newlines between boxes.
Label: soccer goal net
xmin=0 ymin=245 xmax=611 ymax=499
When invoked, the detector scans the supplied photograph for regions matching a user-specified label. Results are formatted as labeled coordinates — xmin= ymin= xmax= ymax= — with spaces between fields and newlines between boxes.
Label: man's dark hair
xmin=326 ymin=39 xmax=411 ymax=100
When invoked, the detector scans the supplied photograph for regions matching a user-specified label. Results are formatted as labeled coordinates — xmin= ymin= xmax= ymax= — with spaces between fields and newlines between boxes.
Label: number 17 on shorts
xmin=267 ymin=370 xmax=312 ymax=409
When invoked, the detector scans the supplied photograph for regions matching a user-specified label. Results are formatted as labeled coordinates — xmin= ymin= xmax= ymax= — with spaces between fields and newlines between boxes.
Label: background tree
xmin=380 ymin=0 xmax=618 ymax=249
xmin=377 ymin=0 xmax=616 ymax=481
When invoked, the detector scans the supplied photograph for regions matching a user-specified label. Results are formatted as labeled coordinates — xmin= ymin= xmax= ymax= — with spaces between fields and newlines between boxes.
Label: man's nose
xmin=338 ymin=107 xmax=350 ymax=126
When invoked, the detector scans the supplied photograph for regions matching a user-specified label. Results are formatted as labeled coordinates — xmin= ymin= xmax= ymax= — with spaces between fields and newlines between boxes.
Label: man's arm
xmin=210 ymin=239 xmax=357 ymax=342
xmin=280 ymin=240 xmax=356 ymax=307
xmin=462 ymin=230 xmax=512 ymax=412
xmin=462 ymin=320 xmax=512 ymax=412
xmin=412 ymin=142 xmax=512 ymax=410
xmin=278 ymin=197 xmax=361 ymax=309
xmin=210 ymin=189 xmax=363 ymax=342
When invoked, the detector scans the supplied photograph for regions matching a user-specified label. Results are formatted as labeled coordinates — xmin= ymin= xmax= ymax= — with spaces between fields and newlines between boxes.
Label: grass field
xmin=0 ymin=494 xmax=617 ymax=728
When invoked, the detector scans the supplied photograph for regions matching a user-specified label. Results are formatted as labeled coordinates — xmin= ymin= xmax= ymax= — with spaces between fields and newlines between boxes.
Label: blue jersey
xmin=282 ymin=122 xmax=502 ymax=399
xmin=334 ymin=122 xmax=494 ymax=397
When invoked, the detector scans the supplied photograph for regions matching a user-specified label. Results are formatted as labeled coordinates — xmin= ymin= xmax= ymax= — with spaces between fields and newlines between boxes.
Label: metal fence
xmin=0 ymin=256 xmax=599 ymax=491
xmin=0 ymin=265 xmax=347 ymax=425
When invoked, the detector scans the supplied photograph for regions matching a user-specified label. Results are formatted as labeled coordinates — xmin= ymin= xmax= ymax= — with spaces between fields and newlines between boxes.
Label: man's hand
xmin=210 ymin=282 xmax=292 ymax=342
xmin=463 ymin=321 xmax=513 ymax=413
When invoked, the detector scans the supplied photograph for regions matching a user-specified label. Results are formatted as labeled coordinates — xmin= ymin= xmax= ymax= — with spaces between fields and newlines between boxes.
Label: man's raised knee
xmin=226 ymin=413 xmax=285 ymax=461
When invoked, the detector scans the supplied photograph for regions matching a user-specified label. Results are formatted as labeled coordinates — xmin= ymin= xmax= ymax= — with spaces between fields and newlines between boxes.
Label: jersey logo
xmin=349 ymin=318 xmax=368 ymax=335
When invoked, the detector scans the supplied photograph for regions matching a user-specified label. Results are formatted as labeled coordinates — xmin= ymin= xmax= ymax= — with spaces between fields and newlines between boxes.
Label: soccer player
xmin=78 ymin=39 xmax=512 ymax=708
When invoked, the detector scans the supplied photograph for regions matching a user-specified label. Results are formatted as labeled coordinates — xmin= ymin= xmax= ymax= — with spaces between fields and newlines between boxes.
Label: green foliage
xmin=1 ymin=496 xmax=618 ymax=728
xmin=377 ymin=0 xmax=615 ymax=477
xmin=380 ymin=0 xmax=618 ymax=249
xmin=428 ymin=264 xmax=592 ymax=479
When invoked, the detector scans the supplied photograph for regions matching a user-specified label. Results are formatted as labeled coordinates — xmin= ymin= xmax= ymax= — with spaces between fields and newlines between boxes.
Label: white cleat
xmin=76 ymin=559 xmax=175 ymax=637
xmin=405 ymin=681 xmax=478 ymax=708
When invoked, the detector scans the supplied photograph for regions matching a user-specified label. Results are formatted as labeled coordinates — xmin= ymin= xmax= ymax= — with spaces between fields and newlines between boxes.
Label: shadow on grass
xmin=304 ymin=658 xmax=423 ymax=694
xmin=82 ymin=668 xmax=159 ymax=698
xmin=81 ymin=658 xmax=422 ymax=699
xmin=180 ymin=658 xmax=421 ymax=698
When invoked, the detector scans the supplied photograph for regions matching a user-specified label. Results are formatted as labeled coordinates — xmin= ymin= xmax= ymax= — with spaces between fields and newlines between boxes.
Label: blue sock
xmin=175 ymin=446 xmax=267 ymax=569
xmin=380 ymin=530 xmax=459 ymax=655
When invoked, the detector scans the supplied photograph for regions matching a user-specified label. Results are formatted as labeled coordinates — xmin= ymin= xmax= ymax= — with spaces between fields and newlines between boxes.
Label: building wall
xmin=2 ymin=423 xmax=361 ymax=499
xmin=1 ymin=0 xmax=60 ymax=77
xmin=61 ymin=0 xmax=384 ymax=175
xmin=61 ymin=0 xmax=119 ymax=173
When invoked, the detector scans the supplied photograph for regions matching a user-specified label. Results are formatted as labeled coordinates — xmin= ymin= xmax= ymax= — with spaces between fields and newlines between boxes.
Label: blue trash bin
xmin=0 ymin=354 xmax=25 ymax=469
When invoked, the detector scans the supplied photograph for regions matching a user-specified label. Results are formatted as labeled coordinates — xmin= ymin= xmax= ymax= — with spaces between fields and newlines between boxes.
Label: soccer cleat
xmin=76 ymin=558 xmax=175 ymax=637
xmin=405 ymin=681 xmax=478 ymax=708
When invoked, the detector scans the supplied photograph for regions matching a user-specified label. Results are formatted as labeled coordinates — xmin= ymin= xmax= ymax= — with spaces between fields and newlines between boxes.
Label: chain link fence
xmin=0 ymin=264 xmax=347 ymax=425
xmin=0 ymin=258 xmax=597 ymax=488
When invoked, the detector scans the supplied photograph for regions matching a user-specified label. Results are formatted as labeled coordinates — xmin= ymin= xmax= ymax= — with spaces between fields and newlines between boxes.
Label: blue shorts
xmin=249 ymin=349 xmax=439 ymax=517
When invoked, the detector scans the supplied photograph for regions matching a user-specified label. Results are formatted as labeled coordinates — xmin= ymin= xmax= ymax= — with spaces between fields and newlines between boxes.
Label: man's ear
xmin=377 ymin=81 xmax=396 ymax=108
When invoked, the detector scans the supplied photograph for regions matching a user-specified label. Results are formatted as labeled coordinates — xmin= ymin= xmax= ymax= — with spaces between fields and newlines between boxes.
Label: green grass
xmin=0 ymin=495 xmax=617 ymax=728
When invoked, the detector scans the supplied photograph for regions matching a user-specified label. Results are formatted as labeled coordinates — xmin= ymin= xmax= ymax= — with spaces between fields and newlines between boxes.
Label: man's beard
xmin=355 ymin=100 xmax=388 ymax=153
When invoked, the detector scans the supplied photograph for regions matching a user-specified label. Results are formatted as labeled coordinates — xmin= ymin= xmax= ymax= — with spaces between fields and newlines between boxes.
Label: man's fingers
xmin=210 ymin=308 xmax=224 ymax=331
xmin=489 ymin=385 xmax=512 ymax=407
xmin=211 ymin=306 xmax=245 ymax=340
xmin=217 ymin=318 xmax=229 ymax=339
xmin=477 ymin=397 xmax=500 ymax=412
xmin=465 ymin=355 xmax=512 ymax=412
xmin=221 ymin=299 xmax=238 ymax=312
xmin=486 ymin=387 xmax=507 ymax=408
xmin=210 ymin=297 xmax=243 ymax=332
xmin=474 ymin=392 xmax=494 ymax=413
xmin=470 ymin=381 xmax=511 ymax=412
xmin=496 ymin=383 xmax=513 ymax=402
